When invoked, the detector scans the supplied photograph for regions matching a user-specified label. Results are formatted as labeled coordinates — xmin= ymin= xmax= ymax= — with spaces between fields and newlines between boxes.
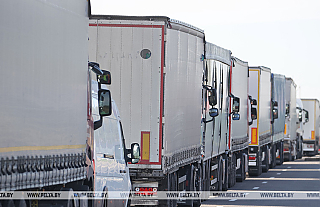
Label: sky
xmin=91 ymin=0 xmax=320 ymax=101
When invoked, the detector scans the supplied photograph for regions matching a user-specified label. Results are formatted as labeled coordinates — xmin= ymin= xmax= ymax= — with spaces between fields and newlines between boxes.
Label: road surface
xmin=201 ymin=155 xmax=320 ymax=207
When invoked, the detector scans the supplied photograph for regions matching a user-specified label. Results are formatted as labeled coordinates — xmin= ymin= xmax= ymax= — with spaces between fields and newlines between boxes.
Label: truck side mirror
xmin=252 ymin=99 xmax=257 ymax=105
xmin=298 ymin=110 xmax=303 ymax=122
xmin=251 ymin=108 xmax=257 ymax=120
xmin=304 ymin=110 xmax=309 ymax=123
xmin=285 ymin=104 xmax=290 ymax=117
xmin=272 ymin=100 xmax=278 ymax=120
xmin=233 ymin=97 xmax=240 ymax=113
xmin=98 ymin=70 xmax=111 ymax=85
xmin=209 ymin=108 xmax=219 ymax=118
xmin=208 ymin=89 xmax=217 ymax=106
xmin=273 ymin=108 xmax=278 ymax=120
xmin=129 ymin=143 xmax=140 ymax=164
xmin=273 ymin=101 xmax=278 ymax=107
xmin=232 ymin=113 xmax=240 ymax=120
xmin=98 ymin=89 xmax=112 ymax=117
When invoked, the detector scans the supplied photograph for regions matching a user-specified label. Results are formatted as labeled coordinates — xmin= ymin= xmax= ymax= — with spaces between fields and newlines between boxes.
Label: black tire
xmin=228 ymin=155 xmax=235 ymax=188
xmin=217 ymin=159 xmax=223 ymax=191
xmin=169 ymin=172 xmax=177 ymax=207
xmin=280 ymin=142 xmax=284 ymax=164
xmin=236 ymin=154 xmax=245 ymax=182
xmin=270 ymin=145 xmax=276 ymax=168
xmin=2 ymin=200 xmax=15 ymax=207
xmin=262 ymin=146 xmax=269 ymax=173
xmin=222 ymin=156 xmax=228 ymax=191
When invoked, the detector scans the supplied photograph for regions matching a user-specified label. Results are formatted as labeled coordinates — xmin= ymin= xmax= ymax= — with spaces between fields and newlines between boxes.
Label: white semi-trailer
xmin=202 ymin=44 xmax=241 ymax=192
xmin=0 ymin=2 xmax=90 ymax=205
xmin=296 ymin=98 xmax=309 ymax=159
xmin=284 ymin=78 xmax=298 ymax=161
xmin=89 ymin=15 xmax=205 ymax=207
xmin=301 ymin=99 xmax=320 ymax=156
xmin=230 ymin=57 xmax=249 ymax=182
xmin=271 ymin=73 xmax=286 ymax=166
xmin=248 ymin=66 xmax=272 ymax=175
xmin=0 ymin=2 xmax=139 ymax=207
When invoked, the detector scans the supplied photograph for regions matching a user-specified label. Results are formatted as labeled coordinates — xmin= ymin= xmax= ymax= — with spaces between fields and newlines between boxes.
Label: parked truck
xmin=271 ymin=73 xmax=286 ymax=166
xmin=89 ymin=15 xmax=205 ymax=207
xmin=296 ymin=98 xmax=309 ymax=159
xmin=229 ymin=57 xmax=249 ymax=183
xmin=201 ymin=43 xmax=241 ymax=193
xmin=248 ymin=66 xmax=273 ymax=175
xmin=284 ymin=78 xmax=299 ymax=161
xmin=301 ymin=99 xmax=319 ymax=156
xmin=0 ymin=1 xmax=139 ymax=207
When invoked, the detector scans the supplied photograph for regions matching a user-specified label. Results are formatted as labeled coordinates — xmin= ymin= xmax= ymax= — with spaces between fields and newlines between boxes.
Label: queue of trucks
xmin=1 ymin=1 xmax=319 ymax=207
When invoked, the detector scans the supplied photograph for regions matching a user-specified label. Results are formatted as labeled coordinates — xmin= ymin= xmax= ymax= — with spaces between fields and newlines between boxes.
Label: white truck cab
xmin=89 ymin=68 xmax=140 ymax=207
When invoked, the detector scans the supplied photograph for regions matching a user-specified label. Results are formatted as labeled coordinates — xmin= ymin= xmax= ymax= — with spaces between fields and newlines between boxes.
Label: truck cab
xmin=88 ymin=65 xmax=140 ymax=207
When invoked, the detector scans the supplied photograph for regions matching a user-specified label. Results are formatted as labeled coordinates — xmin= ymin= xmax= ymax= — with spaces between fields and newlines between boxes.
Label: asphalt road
xmin=201 ymin=155 xmax=320 ymax=207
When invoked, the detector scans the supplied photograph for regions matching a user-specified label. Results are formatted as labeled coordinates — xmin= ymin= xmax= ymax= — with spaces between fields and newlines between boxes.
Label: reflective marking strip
xmin=248 ymin=161 xmax=256 ymax=166
xmin=0 ymin=145 xmax=86 ymax=153
xmin=141 ymin=131 xmax=150 ymax=161
xmin=251 ymin=128 xmax=258 ymax=145
xmin=284 ymin=124 xmax=287 ymax=135
xmin=311 ymin=131 xmax=315 ymax=140
xmin=211 ymin=178 xmax=217 ymax=185
xmin=211 ymin=164 xmax=218 ymax=171
xmin=236 ymin=158 xmax=241 ymax=170
xmin=179 ymin=175 xmax=187 ymax=184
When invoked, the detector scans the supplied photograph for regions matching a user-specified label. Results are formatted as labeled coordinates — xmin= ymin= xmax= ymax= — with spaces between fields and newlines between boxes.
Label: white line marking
xmin=253 ymin=187 xmax=259 ymax=190
xmin=287 ymin=166 xmax=292 ymax=168
xmin=229 ymin=199 xmax=237 ymax=202
xmin=277 ymin=173 xmax=281 ymax=175
xmin=262 ymin=181 xmax=267 ymax=184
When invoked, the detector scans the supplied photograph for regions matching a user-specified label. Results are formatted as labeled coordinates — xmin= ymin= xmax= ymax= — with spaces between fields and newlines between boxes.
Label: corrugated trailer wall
xmin=259 ymin=68 xmax=272 ymax=144
xmin=0 ymin=0 xmax=89 ymax=190
xmin=230 ymin=57 xmax=249 ymax=151
xmin=272 ymin=74 xmax=286 ymax=143
xmin=203 ymin=43 xmax=231 ymax=158
xmin=89 ymin=18 xmax=164 ymax=166
xmin=163 ymin=20 xmax=204 ymax=173
xmin=285 ymin=78 xmax=297 ymax=142
xmin=89 ymin=16 xmax=204 ymax=173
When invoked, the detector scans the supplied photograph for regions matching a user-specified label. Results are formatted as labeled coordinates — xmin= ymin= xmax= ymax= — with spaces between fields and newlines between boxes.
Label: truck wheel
xmin=229 ymin=154 xmax=236 ymax=187
xmin=169 ymin=172 xmax=177 ymax=207
xmin=2 ymin=200 xmax=14 ymax=207
xmin=14 ymin=199 xmax=27 ymax=207
xmin=60 ymin=188 xmax=74 ymax=207
xmin=262 ymin=146 xmax=269 ymax=172
xmin=270 ymin=145 xmax=276 ymax=168
xmin=280 ymin=142 xmax=284 ymax=164
xmin=217 ymin=159 xmax=223 ymax=191
xmin=236 ymin=154 xmax=245 ymax=182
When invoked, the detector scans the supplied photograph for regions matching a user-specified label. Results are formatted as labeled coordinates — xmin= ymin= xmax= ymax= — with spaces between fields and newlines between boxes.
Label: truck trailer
xmin=0 ymin=1 xmax=139 ymax=207
xmin=248 ymin=66 xmax=272 ymax=175
xmin=230 ymin=57 xmax=249 ymax=182
xmin=271 ymin=73 xmax=286 ymax=166
xmin=201 ymin=43 xmax=241 ymax=193
xmin=296 ymin=98 xmax=309 ymax=159
xmin=284 ymin=78 xmax=298 ymax=161
xmin=89 ymin=15 xmax=205 ymax=207
xmin=301 ymin=99 xmax=320 ymax=156
xmin=0 ymin=0 xmax=90 ymax=198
